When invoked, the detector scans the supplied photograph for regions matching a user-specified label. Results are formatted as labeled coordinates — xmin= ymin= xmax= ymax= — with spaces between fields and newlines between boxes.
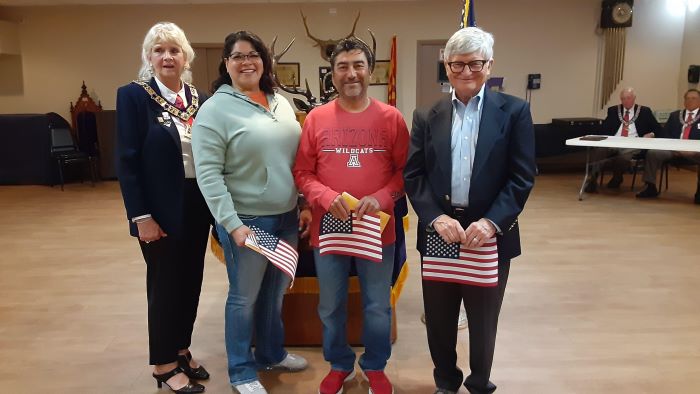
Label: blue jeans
xmin=216 ymin=209 xmax=298 ymax=385
xmin=313 ymin=244 xmax=394 ymax=372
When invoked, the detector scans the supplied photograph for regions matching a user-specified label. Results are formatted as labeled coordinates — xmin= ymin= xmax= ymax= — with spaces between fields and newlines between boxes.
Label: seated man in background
xmin=636 ymin=89 xmax=700 ymax=204
xmin=585 ymin=87 xmax=661 ymax=192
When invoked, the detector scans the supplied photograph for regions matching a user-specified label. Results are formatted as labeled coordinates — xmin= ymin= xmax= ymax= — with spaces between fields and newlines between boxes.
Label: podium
xmin=280 ymin=249 xmax=399 ymax=346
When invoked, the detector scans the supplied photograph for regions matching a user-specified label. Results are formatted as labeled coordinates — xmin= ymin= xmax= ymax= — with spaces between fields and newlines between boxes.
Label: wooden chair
xmin=70 ymin=81 xmax=102 ymax=177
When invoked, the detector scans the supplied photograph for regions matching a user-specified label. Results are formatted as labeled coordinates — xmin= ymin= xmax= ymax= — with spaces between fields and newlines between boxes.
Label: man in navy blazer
xmin=586 ymin=88 xmax=662 ymax=191
xmin=637 ymin=89 xmax=700 ymax=203
xmin=404 ymin=27 xmax=535 ymax=394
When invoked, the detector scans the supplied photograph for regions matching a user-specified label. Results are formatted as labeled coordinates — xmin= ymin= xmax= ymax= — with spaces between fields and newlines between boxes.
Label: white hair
xmin=138 ymin=22 xmax=195 ymax=83
xmin=444 ymin=27 xmax=494 ymax=61
xmin=620 ymin=87 xmax=636 ymax=98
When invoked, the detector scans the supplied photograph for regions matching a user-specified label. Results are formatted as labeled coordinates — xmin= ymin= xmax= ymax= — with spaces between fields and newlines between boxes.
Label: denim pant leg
xmin=253 ymin=211 xmax=298 ymax=366
xmin=217 ymin=221 xmax=269 ymax=385
xmin=313 ymin=249 xmax=356 ymax=371
xmin=356 ymin=244 xmax=394 ymax=372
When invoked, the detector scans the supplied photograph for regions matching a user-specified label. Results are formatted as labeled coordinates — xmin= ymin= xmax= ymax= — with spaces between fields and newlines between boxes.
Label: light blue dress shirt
xmin=450 ymin=85 xmax=485 ymax=207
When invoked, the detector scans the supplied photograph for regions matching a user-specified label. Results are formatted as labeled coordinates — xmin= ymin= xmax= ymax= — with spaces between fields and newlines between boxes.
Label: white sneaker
xmin=235 ymin=380 xmax=268 ymax=394
xmin=267 ymin=353 xmax=308 ymax=372
xmin=420 ymin=311 xmax=467 ymax=330
xmin=458 ymin=309 xmax=467 ymax=330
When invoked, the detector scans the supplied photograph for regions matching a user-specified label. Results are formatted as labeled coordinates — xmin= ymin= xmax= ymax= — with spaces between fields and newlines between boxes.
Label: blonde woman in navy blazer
xmin=116 ymin=22 xmax=211 ymax=394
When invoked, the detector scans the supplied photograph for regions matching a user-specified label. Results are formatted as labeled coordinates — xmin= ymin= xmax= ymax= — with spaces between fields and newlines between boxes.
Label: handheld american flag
xmin=421 ymin=231 xmax=498 ymax=287
xmin=245 ymin=226 xmax=299 ymax=284
xmin=319 ymin=212 xmax=383 ymax=263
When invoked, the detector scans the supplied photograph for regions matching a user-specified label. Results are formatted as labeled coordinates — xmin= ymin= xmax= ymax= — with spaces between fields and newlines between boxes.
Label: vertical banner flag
xmin=460 ymin=0 xmax=476 ymax=28
xmin=388 ymin=35 xmax=397 ymax=107
xmin=422 ymin=232 xmax=498 ymax=287
xmin=245 ymin=226 xmax=299 ymax=284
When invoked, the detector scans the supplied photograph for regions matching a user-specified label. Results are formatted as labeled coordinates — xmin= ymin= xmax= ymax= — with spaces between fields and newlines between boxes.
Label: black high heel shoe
xmin=177 ymin=352 xmax=210 ymax=380
xmin=152 ymin=366 xmax=205 ymax=393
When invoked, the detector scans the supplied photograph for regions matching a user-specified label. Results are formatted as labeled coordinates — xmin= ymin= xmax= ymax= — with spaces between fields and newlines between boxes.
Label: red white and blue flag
xmin=245 ymin=226 xmax=299 ymax=283
xmin=319 ymin=212 xmax=383 ymax=263
xmin=421 ymin=232 xmax=498 ymax=287
xmin=460 ymin=0 xmax=476 ymax=28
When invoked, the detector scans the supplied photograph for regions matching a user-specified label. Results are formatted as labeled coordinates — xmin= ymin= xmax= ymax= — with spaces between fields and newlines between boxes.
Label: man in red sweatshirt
xmin=293 ymin=37 xmax=409 ymax=394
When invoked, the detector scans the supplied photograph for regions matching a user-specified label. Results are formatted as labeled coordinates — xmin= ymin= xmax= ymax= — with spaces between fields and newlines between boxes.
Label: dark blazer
xmin=404 ymin=90 xmax=536 ymax=261
xmin=601 ymin=104 xmax=661 ymax=137
xmin=116 ymin=78 xmax=208 ymax=238
xmin=659 ymin=109 xmax=700 ymax=140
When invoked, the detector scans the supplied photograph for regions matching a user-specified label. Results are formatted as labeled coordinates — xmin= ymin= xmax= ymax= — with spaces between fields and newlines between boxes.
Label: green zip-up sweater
xmin=192 ymin=84 xmax=301 ymax=233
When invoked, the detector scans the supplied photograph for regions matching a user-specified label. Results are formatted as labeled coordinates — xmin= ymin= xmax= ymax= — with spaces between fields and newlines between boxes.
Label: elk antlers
xmin=270 ymin=12 xmax=378 ymax=113
xmin=270 ymin=35 xmax=318 ymax=111
xmin=301 ymin=10 xmax=361 ymax=62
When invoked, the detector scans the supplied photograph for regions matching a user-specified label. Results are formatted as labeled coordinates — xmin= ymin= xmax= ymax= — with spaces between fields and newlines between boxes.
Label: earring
xmin=149 ymin=64 xmax=155 ymax=74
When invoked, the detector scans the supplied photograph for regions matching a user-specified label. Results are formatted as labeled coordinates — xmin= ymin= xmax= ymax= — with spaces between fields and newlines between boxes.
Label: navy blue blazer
xmin=601 ymin=104 xmax=661 ymax=137
xmin=660 ymin=109 xmax=700 ymax=140
xmin=116 ymin=78 xmax=208 ymax=238
xmin=404 ymin=90 xmax=536 ymax=261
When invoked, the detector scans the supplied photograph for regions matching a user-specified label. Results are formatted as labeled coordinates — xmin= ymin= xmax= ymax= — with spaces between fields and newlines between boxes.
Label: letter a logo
xmin=347 ymin=154 xmax=361 ymax=168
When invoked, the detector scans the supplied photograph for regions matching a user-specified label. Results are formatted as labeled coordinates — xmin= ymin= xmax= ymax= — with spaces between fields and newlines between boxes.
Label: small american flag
xmin=319 ymin=212 xmax=383 ymax=263
xmin=245 ymin=226 xmax=299 ymax=283
xmin=421 ymin=232 xmax=498 ymax=287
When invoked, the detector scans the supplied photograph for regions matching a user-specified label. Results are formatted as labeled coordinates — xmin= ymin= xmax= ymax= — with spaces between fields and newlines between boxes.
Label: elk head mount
xmin=271 ymin=10 xmax=377 ymax=113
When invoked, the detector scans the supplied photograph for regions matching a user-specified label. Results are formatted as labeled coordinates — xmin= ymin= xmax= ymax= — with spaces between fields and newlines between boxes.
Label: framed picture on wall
xmin=275 ymin=62 xmax=300 ymax=87
xmin=370 ymin=60 xmax=391 ymax=85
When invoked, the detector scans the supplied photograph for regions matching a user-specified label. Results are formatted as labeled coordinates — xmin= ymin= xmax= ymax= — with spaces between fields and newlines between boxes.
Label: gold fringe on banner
xmin=601 ymin=28 xmax=626 ymax=109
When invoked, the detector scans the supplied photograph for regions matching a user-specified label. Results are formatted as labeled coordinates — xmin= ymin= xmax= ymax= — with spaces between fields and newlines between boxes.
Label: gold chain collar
xmin=134 ymin=80 xmax=199 ymax=121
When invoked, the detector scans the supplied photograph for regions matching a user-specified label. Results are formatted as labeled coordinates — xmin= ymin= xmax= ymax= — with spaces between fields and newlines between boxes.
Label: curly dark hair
xmin=330 ymin=37 xmax=375 ymax=71
xmin=211 ymin=31 xmax=276 ymax=95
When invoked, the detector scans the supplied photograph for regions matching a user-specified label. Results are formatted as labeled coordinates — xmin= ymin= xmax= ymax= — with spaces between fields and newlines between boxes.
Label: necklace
xmin=617 ymin=105 xmax=640 ymax=126
xmin=680 ymin=110 xmax=699 ymax=127
xmin=134 ymin=80 xmax=199 ymax=139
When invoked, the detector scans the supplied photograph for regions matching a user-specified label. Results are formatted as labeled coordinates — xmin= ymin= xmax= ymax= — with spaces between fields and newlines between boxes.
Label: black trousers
xmin=422 ymin=257 xmax=511 ymax=394
xmin=139 ymin=179 xmax=212 ymax=365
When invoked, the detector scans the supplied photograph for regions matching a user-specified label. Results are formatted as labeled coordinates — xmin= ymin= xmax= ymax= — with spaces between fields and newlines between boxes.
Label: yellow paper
xmin=341 ymin=192 xmax=390 ymax=233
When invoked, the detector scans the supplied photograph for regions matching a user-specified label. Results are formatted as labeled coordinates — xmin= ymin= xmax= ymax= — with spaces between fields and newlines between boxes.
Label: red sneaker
xmin=363 ymin=370 xmax=394 ymax=394
xmin=319 ymin=369 xmax=355 ymax=394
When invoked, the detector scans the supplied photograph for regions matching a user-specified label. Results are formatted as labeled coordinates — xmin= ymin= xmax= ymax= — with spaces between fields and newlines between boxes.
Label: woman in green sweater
xmin=191 ymin=31 xmax=308 ymax=394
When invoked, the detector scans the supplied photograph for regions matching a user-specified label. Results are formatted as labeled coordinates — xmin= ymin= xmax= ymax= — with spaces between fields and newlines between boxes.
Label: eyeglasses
xmin=446 ymin=60 xmax=489 ymax=73
xmin=227 ymin=52 xmax=261 ymax=62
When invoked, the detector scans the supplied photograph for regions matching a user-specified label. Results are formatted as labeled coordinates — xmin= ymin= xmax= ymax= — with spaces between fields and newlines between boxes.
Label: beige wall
xmin=679 ymin=3 xmax=700 ymax=103
xmin=0 ymin=0 xmax=694 ymax=124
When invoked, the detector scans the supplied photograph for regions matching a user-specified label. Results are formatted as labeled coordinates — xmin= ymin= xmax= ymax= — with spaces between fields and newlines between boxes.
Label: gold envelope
xmin=341 ymin=192 xmax=390 ymax=234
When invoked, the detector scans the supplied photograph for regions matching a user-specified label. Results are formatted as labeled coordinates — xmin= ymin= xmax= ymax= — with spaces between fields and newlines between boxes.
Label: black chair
xmin=658 ymin=156 xmax=699 ymax=194
xmin=599 ymin=151 xmax=668 ymax=191
xmin=50 ymin=127 xmax=96 ymax=190
xmin=629 ymin=152 xmax=649 ymax=191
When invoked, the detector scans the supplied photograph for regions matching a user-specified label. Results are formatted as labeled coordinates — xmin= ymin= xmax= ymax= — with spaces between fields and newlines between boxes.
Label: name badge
xmin=162 ymin=112 xmax=171 ymax=120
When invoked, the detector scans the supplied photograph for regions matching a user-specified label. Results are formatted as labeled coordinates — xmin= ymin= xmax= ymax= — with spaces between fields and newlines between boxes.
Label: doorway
xmin=191 ymin=45 xmax=223 ymax=95
xmin=416 ymin=40 xmax=449 ymax=111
